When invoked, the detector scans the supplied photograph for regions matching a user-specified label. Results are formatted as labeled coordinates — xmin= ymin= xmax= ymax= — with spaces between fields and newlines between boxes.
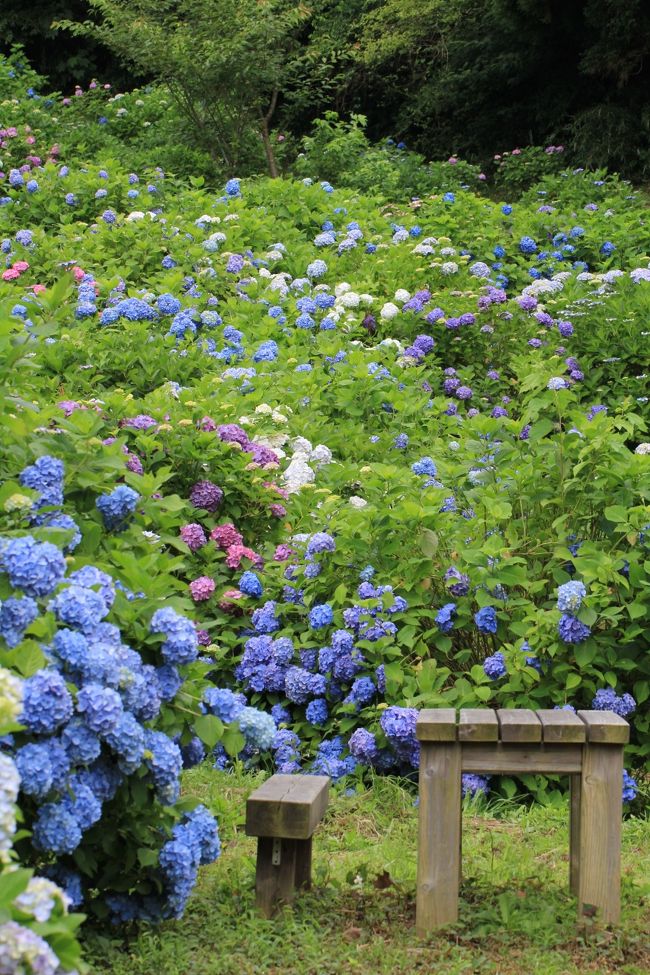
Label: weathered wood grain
xmin=460 ymin=742 xmax=582 ymax=774
xmin=537 ymin=709 xmax=586 ymax=743
xmin=255 ymin=836 xmax=298 ymax=918
xmin=496 ymin=709 xmax=542 ymax=742
xmin=577 ymin=743 xmax=624 ymax=922
xmin=416 ymin=742 xmax=461 ymax=934
xmin=416 ymin=708 xmax=457 ymax=741
xmin=577 ymin=710 xmax=630 ymax=744
xmin=458 ymin=709 xmax=498 ymax=741
xmin=246 ymin=774 xmax=330 ymax=839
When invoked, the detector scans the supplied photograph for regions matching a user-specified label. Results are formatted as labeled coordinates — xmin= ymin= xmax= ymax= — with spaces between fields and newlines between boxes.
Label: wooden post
xmin=255 ymin=836 xmax=298 ymax=918
xmin=416 ymin=741 xmax=461 ymax=934
xmin=294 ymin=837 xmax=313 ymax=890
xmin=577 ymin=743 xmax=624 ymax=923
xmin=576 ymin=710 xmax=628 ymax=924
xmin=569 ymin=773 xmax=581 ymax=895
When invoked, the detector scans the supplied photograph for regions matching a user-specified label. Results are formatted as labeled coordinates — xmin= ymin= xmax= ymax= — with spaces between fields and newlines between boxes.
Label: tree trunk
xmin=260 ymin=88 xmax=280 ymax=178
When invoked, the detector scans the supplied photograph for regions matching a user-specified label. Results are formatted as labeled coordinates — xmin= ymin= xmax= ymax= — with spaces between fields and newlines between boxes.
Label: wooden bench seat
xmin=246 ymin=773 xmax=330 ymax=917
xmin=415 ymin=707 xmax=629 ymax=935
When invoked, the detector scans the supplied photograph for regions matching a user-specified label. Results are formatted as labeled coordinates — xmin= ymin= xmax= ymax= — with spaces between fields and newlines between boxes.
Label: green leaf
xmin=0 ymin=868 xmax=32 ymax=908
xmin=566 ymin=673 xmax=582 ymax=690
xmin=194 ymin=714 xmax=224 ymax=748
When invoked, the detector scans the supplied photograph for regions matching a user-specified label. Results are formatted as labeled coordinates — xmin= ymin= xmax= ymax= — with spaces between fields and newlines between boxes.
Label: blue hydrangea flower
xmin=305 ymin=698 xmax=329 ymax=725
xmin=96 ymin=484 xmax=140 ymax=530
xmin=557 ymin=581 xmax=586 ymax=613
xmin=411 ymin=457 xmax=437 ymax=477
xmin=348 ymin=728 xmax=379 ymax=764
xmin=50 ymin=585 xmax=109 ymax=633
xmin=483 ymin=651 xmax=506 ymax=679
xmin=22 ymin=670 xmax=73 ymax=734
xmin=144 ymin=730 xmax=183 ymax=805
xmin=622 ymin=769 xmax=637 ymax=802
xmin=309 ymin=603 xmax=334 ymax=629
xmin=239 ymin=571 xmax=263 ymax=598
xmin=15 ymin=743 xmax=54 ymax=799
xmin=592 ymin=688 xmax=636 ymax=718
xmin=150 ymin=607 xmax=198 ymax=665
xmin=238 ymin=707 xmax=276 ymax=749
xmin=76 ymin=684 xmax=123 ymax=736
xmin=474 ymin=606 xmax=497 ymax=633
xmin=2 ymin=536 xmax=66 ymax=597
xmin=435 ymin=602 xmax=456 ymax=633
xmin=33 ymin=802 xmax=82 ymax=854
xmin=461 ymin=774 xmax=490 ymax=798
xmin=0 ymin=596 xmax=38 ymax=647
xmin=203 ymin=687 xmax=245 ymax=723
xmin=557 ymin=614 xmax=591 ymax=644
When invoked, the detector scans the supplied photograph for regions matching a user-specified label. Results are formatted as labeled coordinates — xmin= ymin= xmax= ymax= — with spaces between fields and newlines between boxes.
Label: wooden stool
xmin=415 ymin=708 xmax=629 ymax=935
xmin=245 ymin=773 xmax=330 ymax=917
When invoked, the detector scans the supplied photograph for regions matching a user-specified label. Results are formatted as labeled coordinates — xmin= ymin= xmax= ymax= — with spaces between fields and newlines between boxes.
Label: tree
xmin=56 ymin=0 xmax=311 ymax=175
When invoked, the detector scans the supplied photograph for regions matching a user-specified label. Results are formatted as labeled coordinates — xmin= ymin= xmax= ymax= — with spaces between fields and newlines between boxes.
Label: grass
xmin=85 ymin=768 xmax=650 ymax=975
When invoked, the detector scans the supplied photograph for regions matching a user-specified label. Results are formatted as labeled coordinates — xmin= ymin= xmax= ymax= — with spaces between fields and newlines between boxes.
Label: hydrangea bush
xmin=0 ymin=52 xmax=648 ymax=952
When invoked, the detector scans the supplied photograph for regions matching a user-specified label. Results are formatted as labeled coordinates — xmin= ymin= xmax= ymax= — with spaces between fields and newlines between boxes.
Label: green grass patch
xmin=84 ymin=768 xmax=650 ymax=975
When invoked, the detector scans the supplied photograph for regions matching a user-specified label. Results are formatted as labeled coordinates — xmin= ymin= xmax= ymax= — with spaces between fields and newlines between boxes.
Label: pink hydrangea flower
xmin=199 ymin=416 xmax=217 ymax=432
xmin=274 ymin=544 xmax=293 ymax=562
xmin=180 ymin=523 xmax=207 ymax=551
xmin=13 ymin=261 xmax=29 ymax=273
xmin=210 ymin=523 xmax=243 ymax=549
xmin=189 ymin=576 xmax=215 ymax=602
xmin=2 ymin=269 xmax=20 ymax=281
xmin=225 ymin=544 xmax=262 ymax=569
xmin=72 ymin=266 xmax=85 ymax=282
xmin=219 ymin=589 xmax=244 ymax=612
xmin=32 ymin=284 xmax=46 ymax=294
xmin=270 ymin=503 xmax=286 ymax=518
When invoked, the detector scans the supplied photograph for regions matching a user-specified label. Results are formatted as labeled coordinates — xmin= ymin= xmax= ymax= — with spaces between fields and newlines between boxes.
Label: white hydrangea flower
xmin=258 ymin=267 xmax=271 ymax=279
xmin=14 ymin=877 xmax=71 ymax=923
xmin=271 ymin=411 xmax=288 ymax=424
xmin=335 ymin=282 xmax=351 ymax=297
xmin=394 ymin=288 xmax=410 ymax=302
xmin=283 ymin=455 xmax=315 ymax=493
xmin=0 ymin=753 xmax=20 ymax=859
xmin=359 ymin=294 xmax=374 ymax=306
xmin=340 ymin=291 xmax=360 ymax=308
xmin=380 ymin=302 xmax=400 ymax=320
xmin=349 ymin=496 xmax=368 ymax=508
xmin=266 ymin=250 xmax=283 ymax=262
xmin=310 ymin=444 xmax=333 ymax=467
xmin=255 ymin=403 xmax=273 ymax=415
xmin=635 ymin=442 xmax=650 ymax=455
xmin=441 ymin=262 xmax=459 ymax=275
xmin=440 ymin=247 xmax=457 ymax=257
xmin=292 ymin=436 xmax=313 ymax=456
xmin=125 ymin=211 xmax=145 ymax=221
xmin=0 ymin=668 xmax=23 ymax=727
xmin=413 ymin=243 xmax=435 ymax=255
xmin=223 ymin=213 xmax=239 ymax=221
xmin=209 ymin=231 xmax=226 ymax=243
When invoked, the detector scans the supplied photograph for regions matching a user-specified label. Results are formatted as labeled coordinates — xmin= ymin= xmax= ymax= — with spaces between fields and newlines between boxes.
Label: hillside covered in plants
xmin=0 ymin=52 xmax=649 ymax=972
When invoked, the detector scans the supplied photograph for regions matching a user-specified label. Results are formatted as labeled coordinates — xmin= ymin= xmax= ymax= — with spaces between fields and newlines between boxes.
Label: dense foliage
xmin=0 ymin=50 xmax=648 ymax=965
xmin=3 ymin=1 xmax=650 ymax=179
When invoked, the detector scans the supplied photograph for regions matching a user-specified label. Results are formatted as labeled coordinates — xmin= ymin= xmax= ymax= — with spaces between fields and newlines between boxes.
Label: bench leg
xmin=569 ymin=772 xmax=581 ymax=895
xmin=294 ymin=837 xmax=313 ymax=890
xmin=255 ymin=837 xmax=298 ymax=918
xmin=578 ymin=744 xmax=623 ymax=924
xmin=416 ymin=742 xmax=461 ymax=935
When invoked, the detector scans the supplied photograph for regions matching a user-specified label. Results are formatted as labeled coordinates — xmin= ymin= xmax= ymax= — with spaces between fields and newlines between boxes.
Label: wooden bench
xmin=245 ymin=773 xmax=330 ymax=917
xmin=415 ymin=707 xmax=629 ymax=935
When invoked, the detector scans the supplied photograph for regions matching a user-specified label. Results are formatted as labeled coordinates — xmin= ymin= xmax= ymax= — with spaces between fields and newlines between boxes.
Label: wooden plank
xmin=293 ymin=837 xmax=312 ymax=891
xmin=255 ymin=836 xmax=297 ymax=918
xmin=496 ymin=709 xmax=542 ymax=742
xmin=569 ymin=773 xmax=581 ymax=895
xmin=458 ymin=709 xmax=498 ymax=741
xmin=416 ymin=742 xmax=461 ymax=934
xmin=537 ymin=709 xmax=586 ymax=743
xmin=246 ymin=774 xmax=330 ymax=839
xmin=577 ymin=710 xmax=630 ymax=744
xmin=461 ymin=743 xmax=583 ymax=774
xmin=578 ymin=743 xmax=624 ymax=923
xmin=416 ymin=708 xmax=457 ymax=742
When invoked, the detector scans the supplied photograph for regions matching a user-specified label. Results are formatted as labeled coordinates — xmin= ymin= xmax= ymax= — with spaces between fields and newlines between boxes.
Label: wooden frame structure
xmin=245 ymin=773 xmax=330 ymax=918
xmin=415 ymin=707 xmax=629 ymax=936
